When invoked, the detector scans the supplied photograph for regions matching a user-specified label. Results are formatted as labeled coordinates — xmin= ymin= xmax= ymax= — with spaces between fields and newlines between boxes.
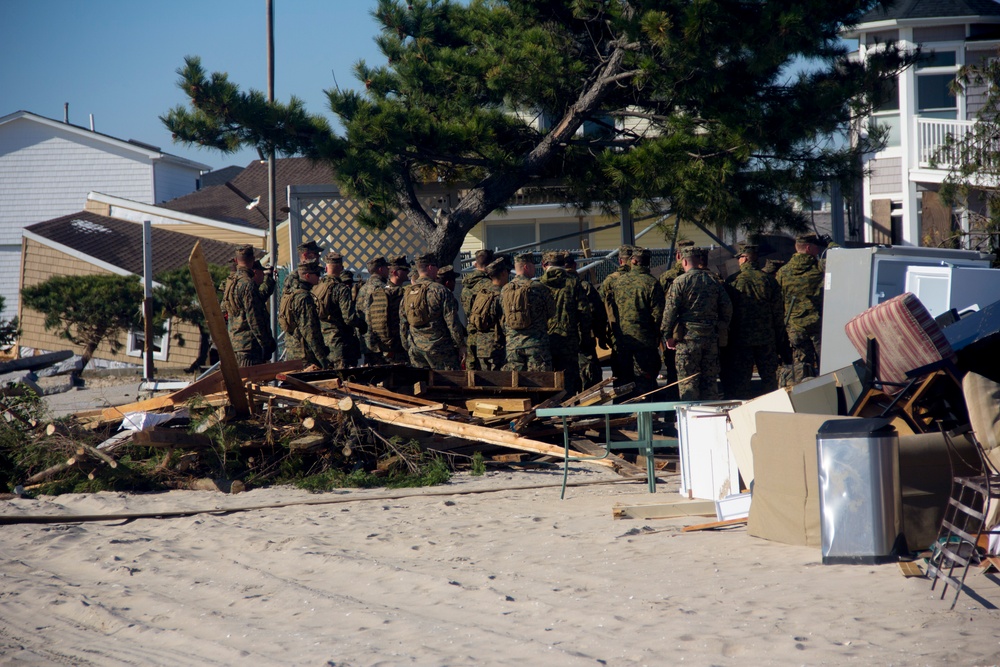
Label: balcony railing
xmin=916 ymin=117 xmax=977 ymax=169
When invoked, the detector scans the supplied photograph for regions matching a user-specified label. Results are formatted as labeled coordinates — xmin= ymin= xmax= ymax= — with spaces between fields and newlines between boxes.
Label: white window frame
xmin=126 ymin=319 xmax=170 ymax=362
xmin=915 ymin=45 xmax=963 ymax=120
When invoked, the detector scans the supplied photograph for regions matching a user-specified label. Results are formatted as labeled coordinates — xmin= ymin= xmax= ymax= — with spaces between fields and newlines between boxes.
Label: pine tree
xmin=163 ymin=0 xmax=912 ymax=261
xmin=153 ymin=263 xmax=232 ymax=371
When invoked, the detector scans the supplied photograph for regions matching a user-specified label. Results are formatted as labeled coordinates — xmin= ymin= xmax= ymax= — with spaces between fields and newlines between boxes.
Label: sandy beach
xmin=2 ymin=459 xmax=1000 ymax=666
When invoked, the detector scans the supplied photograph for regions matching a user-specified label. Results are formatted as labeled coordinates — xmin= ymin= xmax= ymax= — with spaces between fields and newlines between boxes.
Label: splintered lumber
xmin=681 ymin=518 xmax=748 ymax=533
xmin=561 ymin=378 xmax=615 ymax=407
xmin=513 ymin=391 xmax=567 ymax=433
xmin=465 ymin=398 xmax=532 ymax=413
xmin=100 ymin=395 xmax=176 ymax=422
xmin=253 ymin=385 xmax=618 ymax=469
xmin=343 ymin=381 xmax=467 ymax=415
xmin=570 ymin=438 xmax=645 ymax=476
xmin=25 ymin=461 xmax=75 ymax=485
xmin=171 ymin=360 xmax=304 ymax=404
xmin=133 ymin=428 xmax=214 ymax=450
xmin=188 ymin=242 xmax=250 ymax=417
xmin=288 ymin=434 xmax=330 ymax=453
xmin=613 ymin=499 xmax=717 ymax=520
xmin=422 ymin=369 xmax=564 ymax=393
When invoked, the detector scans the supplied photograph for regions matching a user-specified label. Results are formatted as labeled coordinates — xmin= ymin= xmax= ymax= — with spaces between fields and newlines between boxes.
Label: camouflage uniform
xmin=471 ymin=283 xmax=506 ymax=370
xmin=775 ymin=252 xmax=824 ymax=381
xmin=224 ymin=267 xmax=276 ymax=367
xmin=540 ymin=264 xmax=591 ymax=396
xmin=570 ymin=269 xmax=606 ymax=390
xmin=612 ymin=263 xmax=664 ymax=395
xmin=661 ymin=267 xmax=733 ymax=401
xmin=600 ymin=247 xmax=633 ymax=383
xmin=658 ymin=261 xmax=686 ymax=398
xmin=722 ymin=262 xmax=783 ymax=398
xmin=357 ymin=272 xmax=389 ymax=365
xmin=399 ymin=276 xmax=466 ymax=370
xmin=316 ymin=274 xmax=363 ymax=369
xmin=461 ymin=267 xmax=490 ymax=371
xmin=502 ymin=274 xmax=556 ymax=371
xmin=339 ymin=272 xmax=362 ymax=367
xmin=280 ymin=274 xmax=329 ymax=368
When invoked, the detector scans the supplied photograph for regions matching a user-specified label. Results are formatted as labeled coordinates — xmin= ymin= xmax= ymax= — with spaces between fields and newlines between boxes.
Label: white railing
xmin=916 ymin=117 xmax=976 ymax=169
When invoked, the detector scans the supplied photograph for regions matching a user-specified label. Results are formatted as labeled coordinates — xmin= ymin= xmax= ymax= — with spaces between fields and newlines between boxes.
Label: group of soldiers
xmin=222 ymin=232 xmax=827 ymax=404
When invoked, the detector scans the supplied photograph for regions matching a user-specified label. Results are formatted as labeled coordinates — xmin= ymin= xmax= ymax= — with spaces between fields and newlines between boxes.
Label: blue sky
xmin=0 ymin=1 xmax=386 ymax=171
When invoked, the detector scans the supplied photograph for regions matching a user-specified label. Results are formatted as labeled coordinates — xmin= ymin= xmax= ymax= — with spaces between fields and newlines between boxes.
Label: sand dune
xmin=2 ymin=467 xmax=1000 ymax=666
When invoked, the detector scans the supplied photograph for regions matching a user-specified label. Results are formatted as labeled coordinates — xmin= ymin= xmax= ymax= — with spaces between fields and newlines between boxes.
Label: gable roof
xmin=24 ymin=211 xmax=239 ymax=277
xmin=160 ymin=157 xmax=337 ymax=230
xmin=858 ymin=0 xmax=1000 ymax=23
xmin=0 ymin=110 xmax=212 ymax=172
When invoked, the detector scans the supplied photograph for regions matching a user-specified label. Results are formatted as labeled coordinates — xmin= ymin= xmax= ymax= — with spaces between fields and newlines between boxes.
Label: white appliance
xmin=904 ymin=265 xmax=1000 ymax=319
xmin=677 ymin=402 xmax=742 ymax=501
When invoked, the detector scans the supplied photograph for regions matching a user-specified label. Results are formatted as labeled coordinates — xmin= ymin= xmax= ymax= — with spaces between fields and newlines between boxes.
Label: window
xmin=916 ymin=50 xmax=958 ymax=120
xmin=126 ymin=320 xmax=170 ymax=362
xmin=485 ymin=222 xmax=535 ymax=253
xmin=872 ymin=77 xmax=901 ymax=148
xmin=539 ymin=221 xmax=586 ymax=250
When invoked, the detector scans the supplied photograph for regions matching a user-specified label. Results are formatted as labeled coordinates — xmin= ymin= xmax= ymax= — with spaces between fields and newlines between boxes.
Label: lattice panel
xmin=290 ymin=187 xmax=442 ymax=275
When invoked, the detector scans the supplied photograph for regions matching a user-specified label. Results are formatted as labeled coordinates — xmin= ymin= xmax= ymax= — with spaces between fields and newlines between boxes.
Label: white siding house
xmin=0 ymin=110 xmax=210 ymax=315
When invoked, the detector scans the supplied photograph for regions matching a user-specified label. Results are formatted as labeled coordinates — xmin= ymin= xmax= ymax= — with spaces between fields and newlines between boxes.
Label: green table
xmin=536 ymin=401 xmax=700 ymax=499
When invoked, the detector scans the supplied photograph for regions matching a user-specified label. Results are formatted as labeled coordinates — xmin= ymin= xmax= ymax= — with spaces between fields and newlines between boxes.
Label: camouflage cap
xmin=485 ymin=257 xmax=509 ymax=278
xmin=297 ymin=260 xmax=322 ymax=276
xmin=323 ymin=251 xmax=343 ymax=264
xmin=737 ymin=243 xmax=758 ymax=257
xmin=632 ymin=247 xmax=652 ymax=265
xmin=390 ymin=255 xmax=411 ymax=270
xmin=415 ymin=253 xmax=438 ymax=269
xmin=796 ymin=233 xmax=821 ymax=245
xmin=297 ymin=240 xmax=323 ymax=255
xmin=514 ymin=252 xmax=535 ymax=265
xmin=618 ymin=244 xmax=634 ymax=258
xmin=675 ymin=239 xmax=695 ymax=248
xmin=542 ymin=251 xmax=566 ymax=267
xmin=235 ymin=244 xmax=256 ymax=262
xmin=366 ymin=255 xmax=388 ymax=271
xmin=340 ymin=269 xmax=356 ymax=282
xmin=438 ymin=265 xmax=459 ymax=281
xmin=681 ymin=246 xmax=706 ymax=261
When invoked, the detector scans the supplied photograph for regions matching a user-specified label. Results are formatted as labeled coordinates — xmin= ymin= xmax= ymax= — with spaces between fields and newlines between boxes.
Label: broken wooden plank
xmin=465 ymin=398 xmax=532 ymax=413
xmin=133 ymin=428 xmax=215 ymax=450
xmin=189 ymin=242 xmax=250 ymax=417
xmin=571 ymin=438 xmax=646 ymax=476
xmin=424 ymin=369 xmax=564 ymax=392
xmin=288 ymin=434 xmax=330 ymax=453
xmin=171 ymin=360 xmax=304 ymax=404
xmin=898 ymin=561 xmax=925 ymax=578
xmin=613 ymin=499 xmax=717 ymax=520
xmin=512 ymin=391 xmax=567 ymax=433
xmin=681 ymin=518 xmax=748 ymax=532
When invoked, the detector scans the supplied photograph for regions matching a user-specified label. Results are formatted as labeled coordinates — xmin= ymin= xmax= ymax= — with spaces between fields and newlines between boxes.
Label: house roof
xmin=0 ymin=110 xmax=212 ymax=172
xmin=160 ymin=157 xmax=337 ymax=230
xmin=858 ymin=0 xmax=1000 ymax=23
xmin=200 ymin=165 xmax=246 ymax=188
xmin=25 ymin=211 xmax=240 ymax=277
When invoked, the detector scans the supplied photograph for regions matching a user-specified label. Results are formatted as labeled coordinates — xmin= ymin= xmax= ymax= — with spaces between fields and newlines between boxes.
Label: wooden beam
xmin=681 ymin=518 xmax=748 ymax=533
xmin=133 ymin=428 xmax=215 ymax=450
xmin=612 ymin=499 xmax=717 ymax=520
xmin=188 ymin=241 xmax=250 ymax=417
xmin=465 ymin=398 xmax=532 ymax=412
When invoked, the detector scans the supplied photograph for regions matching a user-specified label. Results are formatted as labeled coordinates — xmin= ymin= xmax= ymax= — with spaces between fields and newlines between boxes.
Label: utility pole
xmin=266 ymin=0 xmax=279 ymax=360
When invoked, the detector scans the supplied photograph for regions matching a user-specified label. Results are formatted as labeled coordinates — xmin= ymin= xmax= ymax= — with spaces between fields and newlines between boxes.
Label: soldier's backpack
xmin=311 ymin=278 xmax=334 ymax=322
xmin=278 ymin=291 xmax=297 ymax=336
xmin=221 ymin=275 xmax=238 ymax=317
xmin=502 ymin=281 xmax=533 ymax=330
xmin=368 ymin=287 xmax=393 ymax=346
xmin=402 ymin=282 xmax=432 ymax=327
xmin=468 ymin=289 xmax=499 ymax=333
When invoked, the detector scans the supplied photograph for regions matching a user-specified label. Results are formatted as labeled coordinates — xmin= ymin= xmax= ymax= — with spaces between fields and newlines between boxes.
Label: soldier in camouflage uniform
xmin=281 ymin=240 xmax=323 ymax=295
xmin=224 ymin=245 xmax=276 ymax=367
xmin=566 ymin=255 xmax=607 ymax=391
xmin=502 ymin=253 xmax=556 ymax=372
xmin=399 ymin=254 xmax=466 ymax=370
xmin=280 ymin=262 xmax=329 ymax=368
xmin=316 ymin=251 xmax=364 ymax=369
xmin=612 ymin=248 xmax=664 ymax=395
xmin=253 ymin=260 xmax=276 ymax=300
xmin=662 ymin=247 xmax=733 ymax=401
xmin=540 ymin=251 xmax=591 ymax=396
xmin=438 ymin=265 xmax=459 ymax=293
xmin=722 ymin=244 xmax=783 ymax=398
xmin=340 ymin=270 xmax=362 ymax=367
xmin=470 ymin=257 xmax=509 ymax=371
xmin=357 ymin=256 xmax=390 ymax=365
xmin=657 ymin=239 xmax=694 ymax=395
xmin=601 ymin=245 xmax=634 ymax=385
xmin=762 ymin=259 xmax=785 ymax=275
xmin=461 ymin=249 xmax=495 ymax=371
xmin=775 ymin=233 xmax=825 ymax=383
xmin=382 ymin=256 xmax=411 ymax=362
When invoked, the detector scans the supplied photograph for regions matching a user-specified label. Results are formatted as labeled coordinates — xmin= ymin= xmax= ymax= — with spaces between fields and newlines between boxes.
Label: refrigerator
xmin=819 ymin=246 xmax=992 ymax=375
xmin=904 ymin=264 xmax=1000 ymax=319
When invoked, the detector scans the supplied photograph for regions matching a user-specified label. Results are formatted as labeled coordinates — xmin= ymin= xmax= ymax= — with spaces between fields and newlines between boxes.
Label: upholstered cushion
xmin=963 ymin=371 xmax=1000 ymax=452
xmin=845 ymin=292 xmax=956 ymax=391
